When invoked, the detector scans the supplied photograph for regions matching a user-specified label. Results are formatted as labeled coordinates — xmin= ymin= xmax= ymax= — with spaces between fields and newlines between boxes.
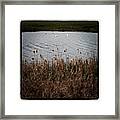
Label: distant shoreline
xmin=21 ymin=21 xmax=99 ymax=33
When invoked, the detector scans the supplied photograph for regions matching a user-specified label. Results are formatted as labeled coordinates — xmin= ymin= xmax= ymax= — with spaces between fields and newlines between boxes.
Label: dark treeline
xmin=21 ymin=21 xmax=99 ymax=33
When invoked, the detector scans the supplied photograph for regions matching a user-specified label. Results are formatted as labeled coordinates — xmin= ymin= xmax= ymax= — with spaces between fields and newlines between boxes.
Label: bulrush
xmin=22 ymin=46 xmax=98 ymax=100
xmin=22 ymin=54 xmax=98 ymax=99
xmin=33 ymin=50 xmax=35 ymax=53
xmin=64 ymin=49 xmax=67 ymax=52
xmin=31 ymin=57 xmax=34 ymax=61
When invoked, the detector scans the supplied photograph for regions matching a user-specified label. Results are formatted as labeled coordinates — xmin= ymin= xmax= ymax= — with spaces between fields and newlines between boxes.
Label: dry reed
xmin=21 ymin=57 xmax=98 ymax=99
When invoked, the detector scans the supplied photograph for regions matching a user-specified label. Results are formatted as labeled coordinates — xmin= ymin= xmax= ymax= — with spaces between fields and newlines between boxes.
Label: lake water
xmin=22 ymin=31 xmax=98 ymax=62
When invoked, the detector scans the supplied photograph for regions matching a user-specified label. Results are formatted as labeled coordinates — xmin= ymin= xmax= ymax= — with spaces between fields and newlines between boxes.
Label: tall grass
xmin=21 ymin=55 xmax=98 ymax=99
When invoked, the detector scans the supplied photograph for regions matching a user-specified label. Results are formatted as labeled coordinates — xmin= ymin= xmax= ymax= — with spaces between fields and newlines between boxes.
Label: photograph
xmin=20 ymin=21 xmax=99 ymax=100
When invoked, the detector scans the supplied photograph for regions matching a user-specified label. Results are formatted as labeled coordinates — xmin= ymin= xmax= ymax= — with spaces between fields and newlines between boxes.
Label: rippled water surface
xmin=22 ymin=31 xmax=98 ymax=62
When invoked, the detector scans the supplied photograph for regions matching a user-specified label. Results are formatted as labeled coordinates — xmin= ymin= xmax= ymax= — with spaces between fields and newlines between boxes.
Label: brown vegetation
xmin=21 ymin=57 xmax=98 ymax=99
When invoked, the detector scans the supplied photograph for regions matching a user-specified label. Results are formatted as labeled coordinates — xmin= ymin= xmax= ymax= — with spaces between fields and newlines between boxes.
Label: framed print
xmin=0 ymin=0 xmax=119 ymax=119
xmin=21 ymin=21 xmax=99 ymax=100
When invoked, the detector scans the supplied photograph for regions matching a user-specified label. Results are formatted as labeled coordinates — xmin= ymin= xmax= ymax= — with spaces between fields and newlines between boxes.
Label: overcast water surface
xmin=22 ymin=31 xmax=98 ymax=62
